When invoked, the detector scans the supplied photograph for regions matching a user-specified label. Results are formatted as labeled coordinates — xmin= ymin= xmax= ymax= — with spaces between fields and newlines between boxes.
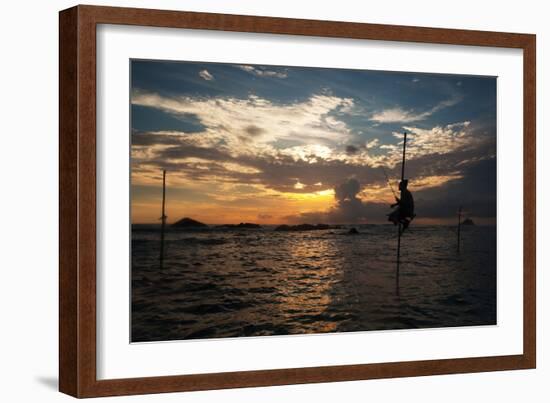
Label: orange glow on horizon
xmin=131 ymin=187 xmax=338 ymax=225
xmin=131 ymin=170 xmax=482 ymax=225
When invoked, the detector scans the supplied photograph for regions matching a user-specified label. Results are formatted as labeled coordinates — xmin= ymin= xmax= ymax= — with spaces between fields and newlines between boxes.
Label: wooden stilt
xmin=159 ymin=169 xmax=167 ymax=268
xmin=396 ymin=132 xmax=407 ymax=294
xmin=457 ymin=205 xmax=462 ymax=253
xmin=396 ymin=223 xmax=402 ymax=293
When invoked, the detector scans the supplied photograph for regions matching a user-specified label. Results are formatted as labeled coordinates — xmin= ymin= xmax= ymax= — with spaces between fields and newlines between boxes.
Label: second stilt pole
xmin=159 ymin=169 xmax=167 ymax=267
xmin=457 ymin=205 xmax=462 ymax=253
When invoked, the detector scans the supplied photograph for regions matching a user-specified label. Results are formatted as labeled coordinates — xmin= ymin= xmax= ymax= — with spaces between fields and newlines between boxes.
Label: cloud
xmin=366 ymin=138 xmax=379 ymax=149
xmin=370 ymin=96 xmax=461 ymax=123
xmin=370 ymin=121 xmax=483 ymax=170
xmin=131 ymin=111 xmax=487 ymax=202
xmin=413 ymin=158 xmax=496 ymax=219
xmin=131 ymin=90 xmax=488 ymax=197
xmin=199 ymin=69 xmax=214 ymax=81
xmin=345 ymin=145 xmax=360 ymax=154
xmin=238 ymin=65 xmax=288 ymax=78
xmin=283 ymin=156 xmax=496 ymax=224
xmin=132 ymin=131 xmax=183 ymax=146
xmin=131 ymin=133 xmax=389 ymax=196
xmin=401 ymin=121 xmax=474 ymax=158
xmin=131 ymin=61 xmax=497 ymax=224
xmin=131 ymin=91 xmax=355 ymax=161
xmin=370 ymin=107 xmax=427 ymax=123
xmin=285 ymin=178 xmax=389 ymax=224
xmin=132 ymin=127 xmax=495 ymax=223
xmin=131 ymin=89 xmax=494 ymax=223
xmin=244 ymin=125 xmax=265 ymax=136
xmin=335 ymin=178 xmax=360 ymax=202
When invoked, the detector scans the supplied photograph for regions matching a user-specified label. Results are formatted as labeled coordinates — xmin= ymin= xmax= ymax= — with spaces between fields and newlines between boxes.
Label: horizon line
xmin=131 ymin=221 xmax=495 ymax=227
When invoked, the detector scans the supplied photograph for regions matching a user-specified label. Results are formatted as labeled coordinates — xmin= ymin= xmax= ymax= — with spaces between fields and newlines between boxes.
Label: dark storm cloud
xmin=335 ymin=178 xmax=361 ymax=202
xmin=414 ymin=158 xmax=496 ymax=218
xmin=331 ymin=178 xmax=387 ymax=223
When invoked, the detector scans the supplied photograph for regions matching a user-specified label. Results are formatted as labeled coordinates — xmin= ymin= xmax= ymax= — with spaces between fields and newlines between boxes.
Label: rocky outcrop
xmin=172 ymin=217 xmax=208 ymax=228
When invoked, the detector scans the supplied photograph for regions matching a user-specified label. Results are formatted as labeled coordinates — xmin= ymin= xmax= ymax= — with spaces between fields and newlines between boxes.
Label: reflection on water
xmin=131 ymin=225 xmax=496 ymax=342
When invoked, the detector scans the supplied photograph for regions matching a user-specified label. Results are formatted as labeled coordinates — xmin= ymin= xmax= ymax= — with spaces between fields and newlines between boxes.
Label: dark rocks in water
xmin=347 ymin=227 xmax=359 ymax=235
xmin=274 ymin=223 xmax=340 ymax=232
xmin=217 ymin=222 xmax=261 ymax=229
xmin=462 ymin=218 xmax=475 ymax=226
xmin=172 ymin=217 xmax=208 ymax=228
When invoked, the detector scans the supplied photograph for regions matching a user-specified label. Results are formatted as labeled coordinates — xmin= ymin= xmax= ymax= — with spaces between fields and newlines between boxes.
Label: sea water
xmin=131 ymin=224 xmax=496 ymax=342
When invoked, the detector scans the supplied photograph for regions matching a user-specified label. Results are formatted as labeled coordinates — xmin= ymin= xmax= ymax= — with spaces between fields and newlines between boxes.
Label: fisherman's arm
xmin=391 ymin=196 xmax=400 ymax=208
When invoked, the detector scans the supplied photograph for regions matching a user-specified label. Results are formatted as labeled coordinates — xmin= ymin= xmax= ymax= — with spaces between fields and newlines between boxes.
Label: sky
xmin=130 ymin=60 xmax=497 ymax=225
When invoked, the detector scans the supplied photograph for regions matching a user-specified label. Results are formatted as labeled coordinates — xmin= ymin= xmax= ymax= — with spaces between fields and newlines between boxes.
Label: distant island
xmin=172 ymin=217 xmax=208 ymax=228
xmin=170 ymin=218 xmax=343 ymax=231
xmin=171 ymin=218 xmax=262 ymax=229
xmin=275 ymin=223 xmax=341 ymax=232
xmin=216 ymin=223 xmax=262 ymax=229
xmin=166 ymin=217 xmax=478 ymax=230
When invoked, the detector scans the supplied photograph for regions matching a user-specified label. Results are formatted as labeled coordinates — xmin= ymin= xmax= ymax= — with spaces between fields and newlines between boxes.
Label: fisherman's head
xmin=399 ymin=179 xmax=409 ymax=191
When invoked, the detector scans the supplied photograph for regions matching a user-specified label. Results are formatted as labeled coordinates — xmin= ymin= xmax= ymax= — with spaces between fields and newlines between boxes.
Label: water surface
xmin=131 ymin=224 xmax=496 ymax=342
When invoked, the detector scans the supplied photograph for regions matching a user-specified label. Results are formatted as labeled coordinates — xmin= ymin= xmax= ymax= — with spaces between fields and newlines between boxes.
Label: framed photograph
xmin=59 ymin=5 xmax=536 ymax=397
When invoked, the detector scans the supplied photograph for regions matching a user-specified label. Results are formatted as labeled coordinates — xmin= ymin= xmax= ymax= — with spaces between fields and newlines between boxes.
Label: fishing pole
xmin=381 ymin=165 xmax=398 ymax=199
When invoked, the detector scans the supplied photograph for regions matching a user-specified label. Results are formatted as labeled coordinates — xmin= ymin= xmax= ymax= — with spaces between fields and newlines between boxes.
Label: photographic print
xmin=130 ymin=60 xmax=497 ymax=343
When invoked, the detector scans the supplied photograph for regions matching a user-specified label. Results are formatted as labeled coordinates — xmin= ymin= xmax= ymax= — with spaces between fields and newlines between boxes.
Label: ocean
xmin=131 ymin=224 xmax=496 ymax=342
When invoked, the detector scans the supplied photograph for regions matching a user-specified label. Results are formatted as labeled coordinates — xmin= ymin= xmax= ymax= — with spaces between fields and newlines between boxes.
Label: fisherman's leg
xmin=388 ymin=210 xmax=399 ymax=225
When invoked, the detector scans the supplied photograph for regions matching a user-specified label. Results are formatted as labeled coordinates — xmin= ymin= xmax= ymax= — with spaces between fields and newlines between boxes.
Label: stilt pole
xmin=400 ymin=132 xmax=407 ymax=181
xmin=396 ymin=132 xmax=407 ymax=293
xmin=396 ymin=223 xmax=402 ymax=292
xmin=159 ymin=169 xmax=167 ymax=267
xmin=457 ymin=205 xmax=462 ymax=253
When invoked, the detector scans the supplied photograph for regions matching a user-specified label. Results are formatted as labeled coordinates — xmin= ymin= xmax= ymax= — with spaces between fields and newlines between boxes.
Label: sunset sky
xmin=130 ymin=60 xmax=497 ymax=225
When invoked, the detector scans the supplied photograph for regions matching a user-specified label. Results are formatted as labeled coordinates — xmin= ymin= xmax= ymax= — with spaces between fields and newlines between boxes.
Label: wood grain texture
xmin=522 ymin=36 xmax=536 ymax=369
xmin=59 ymin=6 xmax=78 ymax=397
xmin=59 ymin=4 xmax=536 ymax=398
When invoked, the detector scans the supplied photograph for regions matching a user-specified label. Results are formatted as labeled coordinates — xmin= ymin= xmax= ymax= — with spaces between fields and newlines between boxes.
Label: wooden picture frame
xmin=59 ymin=4 xmax=536 ymax=398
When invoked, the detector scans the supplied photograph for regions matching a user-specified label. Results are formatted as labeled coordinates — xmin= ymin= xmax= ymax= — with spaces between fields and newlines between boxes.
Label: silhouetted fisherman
xmin=388 ymin=179 xmax=415 ymax=235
